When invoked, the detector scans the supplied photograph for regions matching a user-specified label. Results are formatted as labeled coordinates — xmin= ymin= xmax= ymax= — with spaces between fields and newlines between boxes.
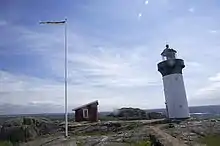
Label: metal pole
xmin=64 ymin=18 xmax=68 ymax=137
xmin=39 ymin=19 xmax=69 ymax=137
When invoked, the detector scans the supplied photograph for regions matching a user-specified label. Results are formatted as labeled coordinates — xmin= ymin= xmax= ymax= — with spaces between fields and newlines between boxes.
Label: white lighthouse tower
xmin=157 ymin=44 xmax=190 ymax=119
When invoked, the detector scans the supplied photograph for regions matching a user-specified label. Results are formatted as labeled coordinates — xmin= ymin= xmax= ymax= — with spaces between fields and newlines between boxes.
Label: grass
xmin=0 ymin=141 xmax=13 ymax=146
xmin=199 ymin=135 xmax=220 ymax=146
xmin=123 ymin=141 xmax=151 ymax=146
xmin=133 ymin=141 xmax=151 ymax=146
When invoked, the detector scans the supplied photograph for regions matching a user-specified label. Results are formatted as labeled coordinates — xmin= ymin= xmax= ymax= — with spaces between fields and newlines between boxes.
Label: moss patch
xmin=0 ymin=141 xmax=13 ymax=146
xmin=123 ymin=141 xmax=151 ymax=146
xmin=133 ymin=141 xmax=151 ymax=146
xmin=199 ymin=135 xmax=220 ymax=146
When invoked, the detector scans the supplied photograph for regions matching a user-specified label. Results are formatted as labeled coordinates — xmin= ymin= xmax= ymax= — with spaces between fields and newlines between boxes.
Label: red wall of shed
xmin=74 ymin=103 xmax=98 ymax=122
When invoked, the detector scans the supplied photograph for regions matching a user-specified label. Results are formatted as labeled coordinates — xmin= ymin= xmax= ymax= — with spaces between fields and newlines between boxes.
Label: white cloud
xmin=145 ymin=0 xmax=149 ymax=5
xmin=193 ymin=73 xmax=220 ymax=101
xmin=187 ymin=61 xmax=201 ymax=67
xmin=195 ymin=83 xmax=220 ymax=96
xmin=188 ymin=8 xmax=195 ymax=13
xmin=0 ymin=22 xmax=165 ymax=113
xmin=0 ymin=64 xmax=161 ymax=113
xmin=67 ymin=48 xmax=160 ymax=88
xmin=209 ymin=73 xmax=220 ymax=82
xmin=138 ymin=13 xmax=142 ymax=18
xmin=209 ymin=30 xmax=218 ymax=34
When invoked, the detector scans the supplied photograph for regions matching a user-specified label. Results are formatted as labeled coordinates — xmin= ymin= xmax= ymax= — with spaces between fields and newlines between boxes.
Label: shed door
xmin=83 ymin=108 xmax=89 ymax=118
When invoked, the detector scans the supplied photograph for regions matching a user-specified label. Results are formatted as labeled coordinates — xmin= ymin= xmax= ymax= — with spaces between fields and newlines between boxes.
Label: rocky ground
xmin=20 ymin=119 xmax=190 ymax=146
xmin=160 ymin=118 xmax=220 ymax=146
xmin=1 ymin=113 xmax=220 ymax=146
xmin=20 ymin=120 xmax=161 ymax=146
xmin=0 ymin=117 xmax=60 ymax=144
xmin=0 ymin=107 xmax=166 ymax=146
xmin=69 ymin=121 xmax=151 ymax=146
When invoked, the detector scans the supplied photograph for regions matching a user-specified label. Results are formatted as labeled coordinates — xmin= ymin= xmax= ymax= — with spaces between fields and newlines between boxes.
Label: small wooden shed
xmin=72 ymin=100 xmax=99 ymax=122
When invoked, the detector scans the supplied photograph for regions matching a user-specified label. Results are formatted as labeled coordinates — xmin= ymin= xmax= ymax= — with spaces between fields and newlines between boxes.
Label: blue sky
xmin=1 ymin=0 xmax=220 ymax=114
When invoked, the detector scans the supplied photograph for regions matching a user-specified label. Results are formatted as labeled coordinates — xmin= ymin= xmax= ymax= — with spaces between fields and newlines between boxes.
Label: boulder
xmin=0 ymin=125 xmax=38 ymax=142
xmin=0 ymin=117 xmax=59 ymax=143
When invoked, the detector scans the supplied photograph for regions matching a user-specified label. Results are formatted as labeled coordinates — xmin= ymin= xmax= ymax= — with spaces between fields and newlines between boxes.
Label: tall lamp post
xmin=40 ymin=18 xmax=68 ymax=137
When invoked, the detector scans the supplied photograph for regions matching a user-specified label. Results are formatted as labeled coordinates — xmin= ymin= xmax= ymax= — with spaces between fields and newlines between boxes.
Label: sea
xmin=145 ymin=105 xmax=220 ymax=119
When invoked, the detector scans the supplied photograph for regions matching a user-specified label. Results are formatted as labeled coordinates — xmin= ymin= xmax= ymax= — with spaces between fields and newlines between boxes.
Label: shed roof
xmin=72 ymin=100 xmax=99 ymax=111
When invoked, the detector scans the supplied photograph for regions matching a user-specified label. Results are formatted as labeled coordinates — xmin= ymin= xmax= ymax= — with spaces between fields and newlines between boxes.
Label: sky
xmin=1 ymin=0 xmax=220 ymax=114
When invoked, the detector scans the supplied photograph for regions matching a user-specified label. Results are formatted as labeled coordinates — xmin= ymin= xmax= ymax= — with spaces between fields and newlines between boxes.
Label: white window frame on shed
xmin=83 ymin=108 xmax=89 ymax=118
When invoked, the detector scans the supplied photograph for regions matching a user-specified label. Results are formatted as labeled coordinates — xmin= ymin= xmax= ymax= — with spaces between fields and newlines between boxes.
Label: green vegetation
xmin=0 ymin=141 xmax=13 ymax=146
xmin=128 ymin=141 xmax=151 ymax=146
xmin=200 ymin=135 xmax=220 ymax=146
xmin=76 ymin=140 xmax=83 ymax=146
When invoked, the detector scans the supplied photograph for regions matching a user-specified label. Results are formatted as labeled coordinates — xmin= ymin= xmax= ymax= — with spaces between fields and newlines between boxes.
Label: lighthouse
xmin=157 ymin=45 xmax=190 ymax=119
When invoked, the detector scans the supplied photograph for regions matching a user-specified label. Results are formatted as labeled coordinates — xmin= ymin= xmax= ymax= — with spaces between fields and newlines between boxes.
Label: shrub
xmin=0 ymin=141 xmax=13 ymax=146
